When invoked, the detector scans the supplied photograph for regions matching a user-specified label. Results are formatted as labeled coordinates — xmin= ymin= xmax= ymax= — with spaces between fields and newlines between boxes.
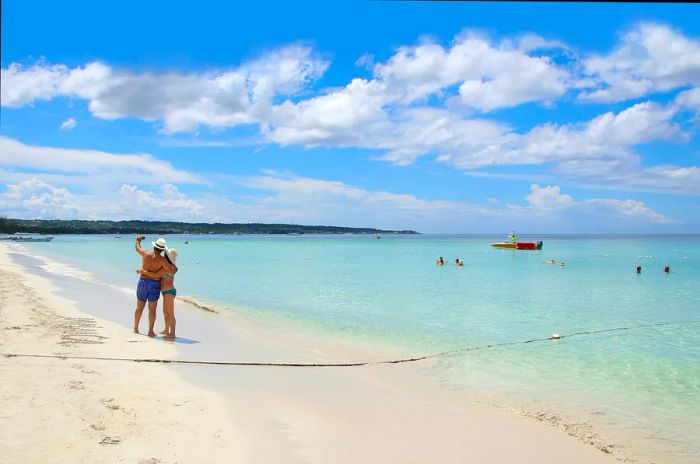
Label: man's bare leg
xmin=134 ymin=300 xmax=146 ymax=333
xmin=147 ymin=300 xmax=157 ymax=337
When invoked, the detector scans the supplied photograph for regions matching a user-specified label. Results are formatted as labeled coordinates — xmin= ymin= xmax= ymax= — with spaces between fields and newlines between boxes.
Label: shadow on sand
xmin=163 ymin=336 xmax=200 ymax=345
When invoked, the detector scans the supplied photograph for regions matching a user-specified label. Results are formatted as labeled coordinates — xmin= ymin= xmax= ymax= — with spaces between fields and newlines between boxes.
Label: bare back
xmin=142 ymin=252 xmax=166 ymax=272
xmin=135 ymin=237 xmax=166 ymax=273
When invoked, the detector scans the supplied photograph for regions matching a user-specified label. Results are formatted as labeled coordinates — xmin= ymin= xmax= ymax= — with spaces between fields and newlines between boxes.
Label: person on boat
xmin=134 ymin=236 xmax=167 ymax=336
xmin=436 ymin=257 xmax=445 ymax=265
xmin=138 ymin=247 xmax=178 ymax=339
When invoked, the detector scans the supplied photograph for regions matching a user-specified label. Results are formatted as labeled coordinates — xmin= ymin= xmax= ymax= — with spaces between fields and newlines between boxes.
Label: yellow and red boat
xmin=491 ymin=241 xmax=543 ymax=250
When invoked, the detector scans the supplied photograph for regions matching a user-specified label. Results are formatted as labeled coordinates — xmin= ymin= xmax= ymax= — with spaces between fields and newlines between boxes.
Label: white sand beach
xmin=0 ymin=242 xmax=619 ymax=463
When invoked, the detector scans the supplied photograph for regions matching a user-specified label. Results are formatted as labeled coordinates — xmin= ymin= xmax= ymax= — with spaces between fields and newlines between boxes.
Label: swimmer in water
xmin=436 ymin=256 xmax=445 ymax=266
xmin=455 ymin=258 xmax=464 ymax=266
xmin=544 ymin=259 xmax=555 ymax=264
xmin=664 ymin=265 xmax=670 ymax=273
xmin=636 ymin=266 xmax=642 ymax=274
xmin=560 ymin=262 xmax=566 ymax=267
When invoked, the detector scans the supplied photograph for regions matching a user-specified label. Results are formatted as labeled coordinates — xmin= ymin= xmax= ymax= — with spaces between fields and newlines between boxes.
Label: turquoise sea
xmin=11 ymin=234 xmax=700 ymax=460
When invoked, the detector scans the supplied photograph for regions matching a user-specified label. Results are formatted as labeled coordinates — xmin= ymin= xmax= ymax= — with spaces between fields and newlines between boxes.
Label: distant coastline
xmin=0 ymin=218 xmax=418 ymax=235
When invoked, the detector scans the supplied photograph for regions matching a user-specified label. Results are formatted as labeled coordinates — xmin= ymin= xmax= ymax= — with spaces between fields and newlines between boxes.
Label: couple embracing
xmin=133 ymin=236 xmax=179 ymax=339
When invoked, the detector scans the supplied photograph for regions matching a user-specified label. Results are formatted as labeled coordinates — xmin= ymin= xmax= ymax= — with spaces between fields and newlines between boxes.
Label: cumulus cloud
xmin=373 ymin=31 xmax=573 ymax=110
xmin=524 ymin=184 xmax=676 ymax=224
xmin=674 ymin=87 xmax=700 ymax=115
xmin=0 ymin=178 xmax=78 ymax=219
xmin=2 ymin=30 xmax=572 ymax=140
xmin=580 ymin=23 xmax=700 ymax=102
xmin=0 ymin=179 xmax=206 ymax=222
xmin=118 ymin=184 xmax=205 ymax=220
xmin=59 ymin=117 xmax=76 ymax=131
xmin=526 ymin=184 xmax=574 ymax=209
xmin=3 ymin=25 xmax=699 ymax=199
xmin=1 ymin=45 xmax=329 ymax=133
xmin=438 ymin=101 xmax=681 ymax=169
xmin=583 ymin=198 xmax=678 ymax=224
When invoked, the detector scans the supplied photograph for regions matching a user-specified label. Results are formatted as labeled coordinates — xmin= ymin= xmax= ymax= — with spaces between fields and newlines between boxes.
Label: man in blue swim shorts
xmin=133 ymin=235 xmax=167 ymax=336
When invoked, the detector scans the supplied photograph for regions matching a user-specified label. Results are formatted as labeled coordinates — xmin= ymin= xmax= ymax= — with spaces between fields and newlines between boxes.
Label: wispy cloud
xmin=59 ymin=117 xmax=76 ymax=131
xmin=0 ymin=136 xmax=202 ymax=184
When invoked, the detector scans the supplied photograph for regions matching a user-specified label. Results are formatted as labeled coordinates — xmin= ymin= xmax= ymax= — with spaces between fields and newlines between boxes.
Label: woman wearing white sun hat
xmin=138 ymin=247 xmax=179 ymax=339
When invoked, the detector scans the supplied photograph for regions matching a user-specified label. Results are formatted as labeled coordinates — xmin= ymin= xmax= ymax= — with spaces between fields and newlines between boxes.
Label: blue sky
xmin=1 ymin=1 xmax=699 ymax=233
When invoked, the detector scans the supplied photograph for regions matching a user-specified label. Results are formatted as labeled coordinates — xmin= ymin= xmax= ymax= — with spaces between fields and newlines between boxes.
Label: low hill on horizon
xmin=0 ymin=218 xmax=418 ymax=235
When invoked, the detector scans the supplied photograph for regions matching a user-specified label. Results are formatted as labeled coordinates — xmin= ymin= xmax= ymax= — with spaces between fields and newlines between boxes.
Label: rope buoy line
xmin=3 ymin=319 xmax=699 ymax=368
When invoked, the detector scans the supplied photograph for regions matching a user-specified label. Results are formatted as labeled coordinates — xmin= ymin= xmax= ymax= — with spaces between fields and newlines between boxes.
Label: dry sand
xmin=0 ymin=243 xmax=618 ymax=463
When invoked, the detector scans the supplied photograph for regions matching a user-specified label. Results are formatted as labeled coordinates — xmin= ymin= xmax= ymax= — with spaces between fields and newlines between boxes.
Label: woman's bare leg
xmin=159 ymin=303 xmax=170 ymax=334
xmin=163 ymin=295 xmax=176 ymax=338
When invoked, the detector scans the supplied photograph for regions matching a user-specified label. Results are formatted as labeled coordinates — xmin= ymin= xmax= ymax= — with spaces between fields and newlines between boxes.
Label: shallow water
xmin=13 ymin=234 xmax=700 ymax=460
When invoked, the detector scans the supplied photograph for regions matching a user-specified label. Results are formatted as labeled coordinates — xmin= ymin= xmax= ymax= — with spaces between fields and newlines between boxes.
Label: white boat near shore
xmin=6 ymin=233 xmax=54 ymax=242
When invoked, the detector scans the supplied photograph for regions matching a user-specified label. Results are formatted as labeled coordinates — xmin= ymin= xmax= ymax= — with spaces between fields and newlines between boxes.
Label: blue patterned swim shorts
xmin=136 ymin=277 xmax=161 ymax=302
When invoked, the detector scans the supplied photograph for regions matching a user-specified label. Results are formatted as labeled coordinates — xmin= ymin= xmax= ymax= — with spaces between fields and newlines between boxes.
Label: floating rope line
xmin=3 ymin=319 xmax=700 ymax=368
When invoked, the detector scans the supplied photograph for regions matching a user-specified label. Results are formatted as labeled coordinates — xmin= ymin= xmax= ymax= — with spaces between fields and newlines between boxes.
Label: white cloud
xmin=438 ymin=101 xmax=681 ymax=169
xmin=118 ymin=184 xmax=205 ymax=220
xmin=675 ymin=87 xmax=700 ymax=115
xmin=1 ymin=62 xmax=69 ymax=107
xmin=0 ymin=136 xmax=201 ymax=184
xmin=0 ymin=179 xmax=205 ymax=222
xmin=0 ymin=178 xmax=78 ymax=219
xmin=2 ymin=26 xmax=699 ymax=201
xmin=0 ymin=172 xmax=679 ymax=232
xmin=583 ymin=198 xmax=678 ymax=224
xmin=59 ymin=117 xmax=76 ymax=131
xmin=374 ymin=31 xmax=572 ymax=110
xmin=526 ymin=184 xmax=574 ymax=209
xmin=523 ymin=183 xmax=676 ymax=224
xmin=1 ymin=46 xmax=329 ymax=133
xmin=580 ymin=23 xmax=700 ymax=102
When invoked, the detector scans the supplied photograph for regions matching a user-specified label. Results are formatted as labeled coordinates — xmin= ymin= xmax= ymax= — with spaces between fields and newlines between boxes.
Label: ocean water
xmin=10 ymin=234 xmax=700 ymax=459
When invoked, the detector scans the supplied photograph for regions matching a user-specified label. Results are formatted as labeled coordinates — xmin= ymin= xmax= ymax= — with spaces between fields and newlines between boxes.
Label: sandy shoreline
xmin=0 ymin=242 xmax=620 ymax=463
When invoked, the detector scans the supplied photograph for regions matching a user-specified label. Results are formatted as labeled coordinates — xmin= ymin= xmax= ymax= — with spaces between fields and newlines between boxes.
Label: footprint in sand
xmin=68 ymin=380 xmax=85 ymax=390
xmin=100 ymin=397 xmax=122 ymax=410
xmin=99 ymin=436 xmax=121 ymax=445
xmin=90 ymin=424 xmax=106 ymax=431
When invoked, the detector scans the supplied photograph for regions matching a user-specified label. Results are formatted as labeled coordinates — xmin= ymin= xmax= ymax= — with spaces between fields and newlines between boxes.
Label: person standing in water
xmin=134 ymin=236 xmax=167 ymax=336
xmin=138 ymin=248 xmax=179 ymax=339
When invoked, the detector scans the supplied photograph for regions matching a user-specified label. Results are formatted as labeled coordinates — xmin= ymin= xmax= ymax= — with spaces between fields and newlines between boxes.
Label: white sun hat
xmin=166 ymin=247 xmax=178 ymax=264
xmin=152 ymin=237 xmax=167 ymax=251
